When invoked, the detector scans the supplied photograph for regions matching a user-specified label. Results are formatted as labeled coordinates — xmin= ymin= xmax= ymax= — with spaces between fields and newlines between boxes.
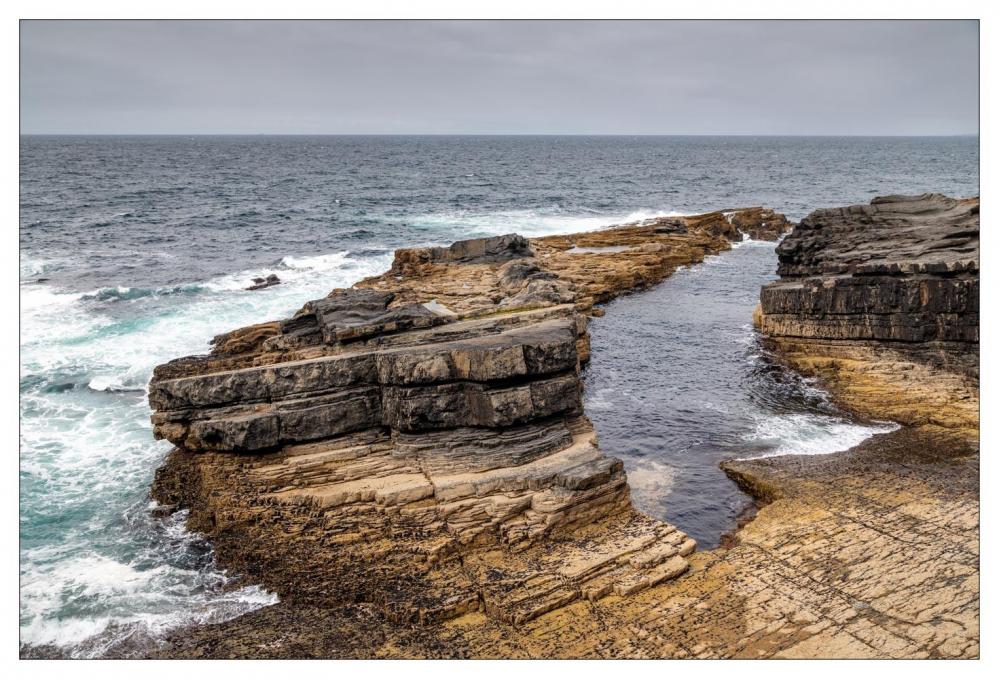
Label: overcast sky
xmin=20 ymin=20 xmax=979 ymax=135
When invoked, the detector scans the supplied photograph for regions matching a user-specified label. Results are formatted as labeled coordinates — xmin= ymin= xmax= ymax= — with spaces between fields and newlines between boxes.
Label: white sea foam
xmin=730 ymin=235 xmax=776 ymax=250
xmin=20 ymin=252 xmax=56 ymax=278
xmin=740 ymin=413 xmax=899 ymax=459
xmin=19 ymin=548 xmax=277 ymax=654
xmin=20 ymin=285 xmax=111 ymax=368
xmin=405 ymin=207 xmax=692 ymax=239
xmin=625 ymin=459 xmax=679 ymax=507
xmin=19 ymin=247 xmax=391 ymax=654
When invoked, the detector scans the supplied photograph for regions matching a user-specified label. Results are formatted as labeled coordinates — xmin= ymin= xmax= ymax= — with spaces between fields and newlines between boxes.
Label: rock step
xmin=273 ymin=472 xmax=435 ymax=508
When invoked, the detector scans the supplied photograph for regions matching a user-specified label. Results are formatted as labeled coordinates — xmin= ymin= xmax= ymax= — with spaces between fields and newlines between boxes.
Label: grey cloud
xmin=19 ymin=20 xmax=979 ymax=135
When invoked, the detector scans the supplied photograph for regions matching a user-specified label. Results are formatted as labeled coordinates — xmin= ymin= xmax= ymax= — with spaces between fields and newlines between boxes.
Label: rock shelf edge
xmin=131 ymin=198 xmax=977 ymax=659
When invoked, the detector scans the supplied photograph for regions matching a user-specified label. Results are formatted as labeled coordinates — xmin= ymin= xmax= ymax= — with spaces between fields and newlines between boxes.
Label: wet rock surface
xmin=246 ymin=273 xmax=281 ymax=290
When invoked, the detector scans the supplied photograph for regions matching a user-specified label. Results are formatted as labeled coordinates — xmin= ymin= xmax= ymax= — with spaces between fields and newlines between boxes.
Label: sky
xmin=20 ymin=20 xmax=979 ymax=135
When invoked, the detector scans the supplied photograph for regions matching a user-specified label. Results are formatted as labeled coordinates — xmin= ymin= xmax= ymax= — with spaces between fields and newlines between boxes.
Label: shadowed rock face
xmin=146 ymin=210 xmax=787 ymax=631
xmin=758 ymin=194 xmax=979 ymax=350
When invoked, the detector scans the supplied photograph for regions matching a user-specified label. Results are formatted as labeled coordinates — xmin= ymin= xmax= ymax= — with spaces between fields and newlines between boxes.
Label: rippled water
xmin=19 ymin=135 xmax=978 ymax=655
xmin=582 ymin=240 xmax=898 ymax=547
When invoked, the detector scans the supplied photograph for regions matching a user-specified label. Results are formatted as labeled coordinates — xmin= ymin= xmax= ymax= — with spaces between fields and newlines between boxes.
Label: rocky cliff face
xmin=757 ymin=194 xmax=979 ymax=376
xmin=735 ymin=194 xmax=980 ymax=659
xmin=149 ymin=208 xmax=790 ymax=628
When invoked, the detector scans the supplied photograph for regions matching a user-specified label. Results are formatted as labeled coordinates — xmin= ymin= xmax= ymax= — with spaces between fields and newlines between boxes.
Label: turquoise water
xmin=19 ymin=135 xmax=979 ymax=655
xmin=20 ymin=250 xmax=392 ymax=655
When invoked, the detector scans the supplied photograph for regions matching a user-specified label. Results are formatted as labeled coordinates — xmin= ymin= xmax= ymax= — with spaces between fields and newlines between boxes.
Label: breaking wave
xmin=19 ymin=247 xmax=392 ymax=655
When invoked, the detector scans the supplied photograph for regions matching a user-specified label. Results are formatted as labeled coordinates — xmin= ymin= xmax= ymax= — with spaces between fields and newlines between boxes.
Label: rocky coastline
xmin=129 ymin=197 xmax=976 ymax=658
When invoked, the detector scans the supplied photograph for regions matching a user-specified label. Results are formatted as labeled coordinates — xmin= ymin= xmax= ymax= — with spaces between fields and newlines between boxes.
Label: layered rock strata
xmin=135 ymin=198 xmax=981 ymax=659
xmin=756 ymin=194 xmax=979 ymax=439
xmin=757 ymin=194 xmax=979 ymax=375
xmin=149 ymin=208 xmax=789 ymax=629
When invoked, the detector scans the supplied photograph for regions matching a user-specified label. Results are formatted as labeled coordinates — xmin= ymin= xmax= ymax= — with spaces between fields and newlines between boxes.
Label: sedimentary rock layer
xmin=758 ymin=194 xmax=979 ymax=351
xmin=148 ymin=208 xmax=789 ymax=630
xmin=135 ymin=199 xmax=980 ymax=659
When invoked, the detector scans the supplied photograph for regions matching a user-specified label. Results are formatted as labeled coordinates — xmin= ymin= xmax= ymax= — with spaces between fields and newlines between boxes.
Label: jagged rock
xmin=391 ymin=233 xmax=534 ymax=271
xmin=246 ymin=273 xmax=281 ymax=290
xmin=685 ymin=207 xmax=792 ymax=241
xmin=279 ymin=288 xmax=453 ymax=346
xmin=758 ymin=194 xmax=979 ymax=351
xmin=497 ymin=259 xmax=557 ymax=290
xmin=774 ymin=194 xmax=978 ymax=278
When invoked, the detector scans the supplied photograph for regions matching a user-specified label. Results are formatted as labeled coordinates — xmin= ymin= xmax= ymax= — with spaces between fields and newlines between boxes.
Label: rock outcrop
xmin=136 ymin=200 xmax=981 ymax=660
xmin=757 ymin=194 xmax=979 ymax=375
xmin=755 ymin=194 xmax=979 ymax=438
xmin=738 ymin=194 xmax=980 ymax=658
xmin=149 ymin=208 xmax=790 ymax=630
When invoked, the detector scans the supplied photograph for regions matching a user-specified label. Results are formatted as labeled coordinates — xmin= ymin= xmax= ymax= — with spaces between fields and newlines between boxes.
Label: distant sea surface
xmin=19 ymin=135 xmax=979 ymax=656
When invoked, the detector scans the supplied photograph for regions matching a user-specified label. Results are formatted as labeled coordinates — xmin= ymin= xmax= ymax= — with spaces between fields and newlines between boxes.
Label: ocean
xmin=19 ymin=135 xmax=979 ymax=656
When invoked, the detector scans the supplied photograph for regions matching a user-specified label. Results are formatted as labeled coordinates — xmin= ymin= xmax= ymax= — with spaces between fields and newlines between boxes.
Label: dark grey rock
xmin=280 ymin=288 xmax=452 ymax=346
xmin=246 ymin=274 xmax=281 ymax=291
xmin=426 ymin=233 xmax=533 ymax=264
xmin=497 ymin=259 xmax=557 ymax=291
xmin=187 ymin=412 xmax=281 ymax=452
xmin=760 ymin=194 xmax=979 ymax=349
xmin=392 ymin=418 xmax=575 ymax=475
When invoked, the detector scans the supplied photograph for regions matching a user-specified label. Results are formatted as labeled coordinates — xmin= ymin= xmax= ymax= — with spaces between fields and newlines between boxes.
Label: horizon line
xmin=19 ymin=132 xmax=981 ymax=138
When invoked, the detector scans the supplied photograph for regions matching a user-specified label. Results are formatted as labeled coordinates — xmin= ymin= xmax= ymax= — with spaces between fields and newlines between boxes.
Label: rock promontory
xmin=141 ymin=198 xmax=978 ymax=659
xmin=757 ymin=193 xmax=979 ymax=376
xmin=755 ymin=193 xmax=980 ymax=425
xmin=149 ymin=208 xmax=789 ymax=632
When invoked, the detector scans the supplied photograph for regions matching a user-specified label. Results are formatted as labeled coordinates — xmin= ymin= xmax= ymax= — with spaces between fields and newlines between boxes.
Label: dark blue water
xmin=19 ymin=135 xmax=979 ymax=655
xmin=21 ymin=135 xmax=979 ymax=291
xmin=583 ymin=242 xmax=899 ymax=548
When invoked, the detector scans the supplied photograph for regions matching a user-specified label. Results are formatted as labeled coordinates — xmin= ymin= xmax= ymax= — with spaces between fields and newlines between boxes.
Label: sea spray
xmin=19 ymin=249 xmax=391 ymax=654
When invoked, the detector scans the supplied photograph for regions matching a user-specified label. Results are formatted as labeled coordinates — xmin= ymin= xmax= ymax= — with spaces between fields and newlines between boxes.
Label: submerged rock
xmin=246 ymin=273 xmax=281 ymax=290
